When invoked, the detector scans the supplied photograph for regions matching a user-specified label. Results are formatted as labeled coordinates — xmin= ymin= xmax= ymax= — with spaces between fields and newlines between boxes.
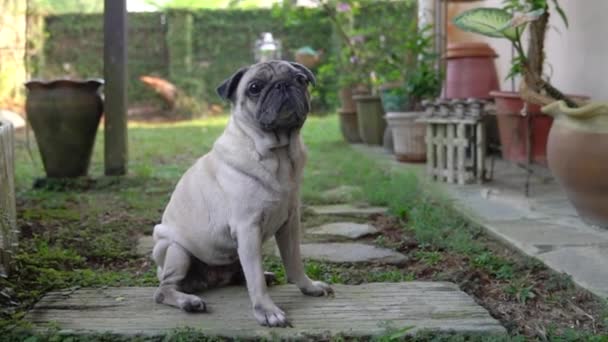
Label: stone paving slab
xmin=294 ymin=243 xmax=408 ymax=265
xmin=308 ymin=222 xmax=378 ymax=239
xmin=539 ymin=246 xmax=608 ymax=298
xmin=445 ymin=165 xmax=608 ymax=299
xmin=321 ymin=185 xmax=364 ymax=203
xmin=136 ymin=235 xmax=154 ymax=256
xmin=26 ymin=283 xmax=505 ymax=338
xmin=310 ymin=204 xmax=388 ymax=216
xmin=483 ymin=220 xmax=608 ymax=256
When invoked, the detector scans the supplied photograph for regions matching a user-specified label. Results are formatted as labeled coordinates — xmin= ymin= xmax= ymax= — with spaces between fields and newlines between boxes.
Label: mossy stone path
xmin=27 ymin=195 xmax=507 ymax=337
xmin=26 ymin=283 xmax=504 ymax=338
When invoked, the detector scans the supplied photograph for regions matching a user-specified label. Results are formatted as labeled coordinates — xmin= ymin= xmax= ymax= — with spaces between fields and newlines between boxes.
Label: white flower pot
xmin=385 ymin=112 xmax=427 ymax=163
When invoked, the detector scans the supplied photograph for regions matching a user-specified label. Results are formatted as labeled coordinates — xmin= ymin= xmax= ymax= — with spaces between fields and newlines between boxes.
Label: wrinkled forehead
xmin=246 ymin=62 xmax=296 ymax=81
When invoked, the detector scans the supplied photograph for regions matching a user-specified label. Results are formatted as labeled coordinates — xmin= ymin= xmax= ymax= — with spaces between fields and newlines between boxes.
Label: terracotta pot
xmin=543 ymin=101 xmax=608 ymax=228
xmin=491 ymin=90 xmax=549 ymax=165
xmin=354 ymin=95 xmax=386 ymax=145
xmin=443 ymin=42 xmax=499 ymax=100
xmin=385 ymin=112 xmax=426 ymax=162
xmin=294 ymin=53 xmax=320 ymax=69
xmin=338 ymin=86 xmax=357 ymax=113
xmin=338 ymin=109 xmax=362 ymax=143
xmin=25 ymin=79 xmax=104 ymax=178
xmin=491 ymin=91 xmax=589 ymax=166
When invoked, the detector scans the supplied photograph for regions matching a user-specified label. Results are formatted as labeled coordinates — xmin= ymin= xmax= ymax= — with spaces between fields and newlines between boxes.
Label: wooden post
xmin=457 ymin=123 xmax=466 ymax=185
xmin=425 ymin=123 xmax=433 ymax=179
xmin=446 ymin=123 xmax=455 ymax=183
xmin=104 ymin=0 xmax=128 ymax=175
xmin=476 ymin=122 xmax=486 ymax=184
xmin=0 ymin=120 xmax=17 ymax=276
xmin=437 ymin=124 xmax=446 ymax=182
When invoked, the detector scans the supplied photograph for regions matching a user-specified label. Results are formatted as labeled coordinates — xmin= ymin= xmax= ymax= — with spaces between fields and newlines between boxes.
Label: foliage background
xmin=25 ymin=1 xmax=416 ymax=112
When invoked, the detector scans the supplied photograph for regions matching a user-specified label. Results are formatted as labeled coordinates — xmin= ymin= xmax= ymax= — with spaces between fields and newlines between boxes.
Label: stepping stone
xmin=294 ymin=243 xmax=407 ymax=264
xmin=136 ymin=235 xmax=154 ymax=256
xmin=321 ymin=185 xmax=363 ymax=203
xmin=26 ymin=283 xmax=505 ymax=337
xmin=308 ymin=222 xmax=378 ymax=239
xmin=310 ymin=204 xmax=388 ymax=216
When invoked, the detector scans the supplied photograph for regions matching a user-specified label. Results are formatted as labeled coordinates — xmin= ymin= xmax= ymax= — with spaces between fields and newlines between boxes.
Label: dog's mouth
xmin=256 ymin=83 xmax=309 ymax=131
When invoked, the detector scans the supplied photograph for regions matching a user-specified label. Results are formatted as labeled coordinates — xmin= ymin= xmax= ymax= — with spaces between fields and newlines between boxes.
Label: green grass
xmin=3 ymin=114 xmax=608 ymax=341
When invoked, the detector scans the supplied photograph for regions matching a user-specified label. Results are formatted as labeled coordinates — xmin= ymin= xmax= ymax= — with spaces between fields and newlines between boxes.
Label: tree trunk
xmin=525 ymin=11 xmax=548 ymax=94
xmin=522 ymin=10 xmax=579 ymax=108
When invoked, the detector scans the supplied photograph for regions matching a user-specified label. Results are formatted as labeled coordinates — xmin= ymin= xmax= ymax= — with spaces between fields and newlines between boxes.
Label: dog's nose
xmin=274 ymin=81 xmax=289 ymax=91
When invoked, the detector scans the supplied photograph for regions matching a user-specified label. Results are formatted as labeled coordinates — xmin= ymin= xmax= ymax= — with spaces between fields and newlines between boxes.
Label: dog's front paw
xmin=300 ymin=280 xmax=334 ymax=297
xmin=253 ymin=301 xmax=290 ymax=327
xmin=177 ymin=294 xmax=207 ymax=313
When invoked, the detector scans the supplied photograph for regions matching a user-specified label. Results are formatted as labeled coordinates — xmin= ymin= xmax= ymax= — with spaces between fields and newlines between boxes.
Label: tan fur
xmin=152 ymin=61 xmax=332 ymax=327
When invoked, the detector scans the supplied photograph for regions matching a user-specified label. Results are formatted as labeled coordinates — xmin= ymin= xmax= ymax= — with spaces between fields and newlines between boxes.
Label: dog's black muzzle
xmin=256 ymin=80 xmax=309 ymax=131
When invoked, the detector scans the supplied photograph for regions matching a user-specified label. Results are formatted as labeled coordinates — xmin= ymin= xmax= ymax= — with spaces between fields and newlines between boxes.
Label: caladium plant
xmin=453 ymin=0 xmax=579 ymax=108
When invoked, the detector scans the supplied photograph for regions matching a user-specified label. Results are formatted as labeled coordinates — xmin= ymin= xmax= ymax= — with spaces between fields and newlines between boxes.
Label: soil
xmin=365 ymin=214 xmax=607 ymax=339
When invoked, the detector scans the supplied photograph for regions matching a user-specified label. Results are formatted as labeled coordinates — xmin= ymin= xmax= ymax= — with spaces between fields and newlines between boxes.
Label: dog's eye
xmin=295 ymin=74 xmax=307 ymax=86
xmin=248 ymin=82 xmax=263 ymax=96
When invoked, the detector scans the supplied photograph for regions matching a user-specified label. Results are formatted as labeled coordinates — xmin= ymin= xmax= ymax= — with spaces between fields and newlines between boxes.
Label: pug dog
xmin=152 ymin=60 xmax=333 ymax=327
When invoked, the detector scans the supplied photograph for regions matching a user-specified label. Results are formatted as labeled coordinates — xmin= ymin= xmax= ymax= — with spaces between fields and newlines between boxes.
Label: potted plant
xmin=454 ymin=1 xmax=582 ymax=166
xmin=454 ymin=2 xmax=608 ymax=228
xmin=318 ymin=1 xmax=363 ymax=143
xmin=25 ymin=79 xmax=104 ymax=178
xmin=0 ymin=119 xmax=17 ymax=275
xmin=381 ymin=22 xmax=441 ymax=162
xmin=321 ymin=0 xmax=416 ymax=146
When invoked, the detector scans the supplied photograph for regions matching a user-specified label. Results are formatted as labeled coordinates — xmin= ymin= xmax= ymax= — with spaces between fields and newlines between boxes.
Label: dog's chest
xmin=258 ymin=149 xmax=298 ymax=240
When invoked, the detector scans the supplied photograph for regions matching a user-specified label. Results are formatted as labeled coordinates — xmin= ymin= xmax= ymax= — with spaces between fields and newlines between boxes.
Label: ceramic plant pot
xmin=542 ymin=101 xmax=608 ymax=228
xmin=354 ymin=94 xmax=386 ymax=145
xmin=492 ymin=91 xmax=589 ymax=166
xmin=385 ymin=112 xmax=426 ymax=162
xmin=443 ymin=42 xmax=499 ymax=100
xmin=443 ymin=42 xmax=500 ymax=150
xmin=491 ymin=91 xmax=549 ymax=165
xmin=338 ymin=86 xmax=357 ymax=113
xmin=338 ymin=109 xmax=362 ymax=143
xmin=25 ymin=79 xmax=104 ymax=178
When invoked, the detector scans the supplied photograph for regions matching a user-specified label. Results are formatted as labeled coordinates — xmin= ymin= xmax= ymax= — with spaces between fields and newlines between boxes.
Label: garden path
xmin=29 ymin=202 xmax=505 ymax=337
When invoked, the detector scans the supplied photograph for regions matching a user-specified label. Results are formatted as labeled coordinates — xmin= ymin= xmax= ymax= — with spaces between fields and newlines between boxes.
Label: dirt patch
xmin=366 ymin=213 xmax=607 ymax=338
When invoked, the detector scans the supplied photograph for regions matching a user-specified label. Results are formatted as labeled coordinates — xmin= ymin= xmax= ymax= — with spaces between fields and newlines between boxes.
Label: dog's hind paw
xmin=300 ymin=280 xmax=334 ymax=297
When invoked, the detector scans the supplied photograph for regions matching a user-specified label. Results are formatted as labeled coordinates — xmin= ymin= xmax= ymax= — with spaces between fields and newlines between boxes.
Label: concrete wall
xmin=448 ymin=0 xmax=608 ymax=101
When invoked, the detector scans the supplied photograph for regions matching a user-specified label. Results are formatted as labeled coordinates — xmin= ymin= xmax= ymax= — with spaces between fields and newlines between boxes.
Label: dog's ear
xmin=216 ymin=66 xmax=249 ymax=102
xmin=289 ymin=62 xmax=316 ymax=87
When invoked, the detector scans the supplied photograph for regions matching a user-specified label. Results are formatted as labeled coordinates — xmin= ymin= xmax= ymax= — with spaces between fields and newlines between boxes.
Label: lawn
xmin=1 ymin=114 xmax=607 ymax=341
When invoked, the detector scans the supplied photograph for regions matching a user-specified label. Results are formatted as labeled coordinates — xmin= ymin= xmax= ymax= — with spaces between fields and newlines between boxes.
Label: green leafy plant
xmin=453 ymin=0 xmax=579 ymax=108
xmin=505 ymin=277 xmax=537 ymax=304
xmin=318 ymin=0 xmax=421 ymax=91
xmin=376 ymin=22 xmax=442 ymax=111
xmin=415 ymin=250 xmax=443 ymax=267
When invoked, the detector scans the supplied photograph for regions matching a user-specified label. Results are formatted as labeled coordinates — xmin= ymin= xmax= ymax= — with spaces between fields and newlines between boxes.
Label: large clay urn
xmin=443 ymin=42 xmax=499 ymax=100
xmin=353 ymin=94 xmax=386 ymax=145
xmin=542 ymin=101 xmax=608 ymax=228
xmin=25 ymin=79 xmax=104 ymax=178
